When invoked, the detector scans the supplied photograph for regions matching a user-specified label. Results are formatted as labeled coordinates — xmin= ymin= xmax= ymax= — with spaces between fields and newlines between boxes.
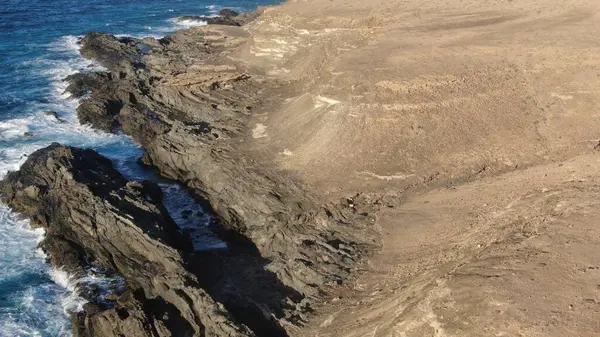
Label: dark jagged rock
xmin=176 ymin=8 xmax=258 ymax=27
xmin=64 ymin=15 xmax=380 ymax=334
xmin=78 ymin=32 xmax=143 ymax=75
xmin=0 ymin=144 xmax=253 ymax=337
xmin=64 ymin=70 xmax=141 ymax=131
xmin=64 ymin=72 xmax=115 ymax=98
xmin=42 ymin=110 xmax=58 ymax=117
xmin=77 ymin=98 xmax=122 ymax=132
xmin=137 ymin=151 xmax=155 ymax=167
xmin=219 ymin=9 xmax=239 ymax=17
xmin=177 ymin=15 xmax=241 ymax=26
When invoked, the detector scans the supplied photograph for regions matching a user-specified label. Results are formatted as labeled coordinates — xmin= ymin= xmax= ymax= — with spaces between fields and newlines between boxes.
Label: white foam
xmin=0 ymin=5 xmax=222 ymax=333
xmin=46 ymin=35 xmax=82 ymax=53
xmin=169 ymin=17 xmax=208 ymax=28
xmin=0 ymin=34 xmax=143 ymax=325
xmin=205 ymin=5 xmax=220 ymax=17
xmin=28 ymin=35 xmax=106 ymax=105
xmin=0 ymin=205 xmax=72 ymax=336
xmin=0 ymin=118 xmax=30 ymax=140
xmin=50 ymin=268 xmax=77 ymax=291
xmin=0 ymin=22 xmax=222 ymax=335
xmin=50 ymin=270 xmax=85 ymax=313
xmin=114 ymin=32 xmax=164 ymax=39
xmin=0 ymin=109 xmax=134 ymax=179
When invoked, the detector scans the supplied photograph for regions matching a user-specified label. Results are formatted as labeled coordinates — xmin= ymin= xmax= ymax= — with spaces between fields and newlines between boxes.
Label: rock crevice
xmin=2 ymin=9 xmax=380 ymax=337
xmin=0 ymin=144 xmax=253 ymax=337
xmin=67 ymin=26 xmax=380 ymax=315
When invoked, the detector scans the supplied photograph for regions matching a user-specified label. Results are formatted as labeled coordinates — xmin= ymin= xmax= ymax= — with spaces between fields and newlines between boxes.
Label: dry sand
xmin=220 ymin=0 xmax=600 ymax=335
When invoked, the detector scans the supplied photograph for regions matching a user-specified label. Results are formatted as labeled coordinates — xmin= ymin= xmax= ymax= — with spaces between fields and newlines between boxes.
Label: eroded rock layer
xmin=0 ymin=8 xmax=383 ymax=337
xmin=65 ymin=13 xmax=381 ymax=327
xmin=0 ymin=144 xmax=253 ymax=337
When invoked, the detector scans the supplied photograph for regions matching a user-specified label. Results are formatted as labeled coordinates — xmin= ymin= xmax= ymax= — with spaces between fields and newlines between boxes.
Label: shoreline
xmin=1 ymin=5 xmax=379 ymax=337
xmin=66 ymin=6 xmax=380 ymax=333
xmin=0 ymin=143 xmax=254 ymax=336
xmin=8 ymin=0 xmax=600 ymax=335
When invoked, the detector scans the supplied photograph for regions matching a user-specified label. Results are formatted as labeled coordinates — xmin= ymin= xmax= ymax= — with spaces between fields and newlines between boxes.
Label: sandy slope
xmin=303 ymin=154 xmax=600 ymax=336
xmin=227 ymin=0 xmax=600 ymax=335
xmin=238 ymin=0 xmax=600 ymax=195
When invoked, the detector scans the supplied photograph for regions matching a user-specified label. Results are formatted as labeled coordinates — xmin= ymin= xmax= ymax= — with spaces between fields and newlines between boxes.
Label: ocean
xmin=0 ymin=0 xmax=277 ymax=336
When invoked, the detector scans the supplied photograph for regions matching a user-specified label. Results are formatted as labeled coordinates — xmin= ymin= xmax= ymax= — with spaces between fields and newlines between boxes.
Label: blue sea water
xmin=0 ymin=0 xmax=278 ymax=336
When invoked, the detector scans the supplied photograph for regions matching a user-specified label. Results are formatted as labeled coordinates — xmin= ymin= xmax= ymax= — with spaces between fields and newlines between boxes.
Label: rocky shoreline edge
xmin=0 ymin=9 xmax=381 ymax=337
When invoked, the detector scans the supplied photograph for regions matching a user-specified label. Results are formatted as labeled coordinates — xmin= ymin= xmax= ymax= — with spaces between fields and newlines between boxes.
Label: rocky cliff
xmin=1 ymin=8 xmax=381 ymax=337
xmin=0 ymin=144 xmax=253 ymax=337
xmin=65 ymin=12 xmax=380 ymax=323
xmin=31 ymin=0 xmax=600 ymax=336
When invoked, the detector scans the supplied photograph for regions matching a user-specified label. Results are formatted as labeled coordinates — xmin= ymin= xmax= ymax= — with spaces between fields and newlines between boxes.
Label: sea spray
xmin=49 ymin=269 xmax=87 ymax=314
xmin=0 ymin=205 xmax=72 ymax=337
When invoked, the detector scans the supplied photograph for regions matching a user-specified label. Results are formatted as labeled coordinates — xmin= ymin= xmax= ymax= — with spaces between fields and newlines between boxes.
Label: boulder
xmin=79 ymin=32 xmax=143 ymax=76
xmin=176 ymin=8 xmax=245 ymax=27
xmin=219 ymin=9 xmax=239 ymax=17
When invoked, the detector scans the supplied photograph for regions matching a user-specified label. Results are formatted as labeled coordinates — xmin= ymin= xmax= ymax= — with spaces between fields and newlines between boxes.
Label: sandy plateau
xmin=233 ymin=0 xmax=600 ymax=335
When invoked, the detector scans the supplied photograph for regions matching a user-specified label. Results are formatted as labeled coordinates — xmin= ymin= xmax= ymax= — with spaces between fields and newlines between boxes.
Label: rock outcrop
xmin=65 ymin=11 xmax=380 ymax=331
xmin=0 ymin=144 xmax=253 ymax=337
xmin=176 ymin=9 xmax=261 ymax=26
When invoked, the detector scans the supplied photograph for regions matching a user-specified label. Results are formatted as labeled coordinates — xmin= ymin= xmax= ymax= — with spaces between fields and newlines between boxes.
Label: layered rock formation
xmin=65 ymin=11 xmax=380 ymax=324
xmin=0 ymin=8 xmax=382 ymax=337
xmin=9 ymin=0 xmax=600 ymax=335
xmin=0 ymin=144 xmax=253 ymax=337
xmin=35 ymin=0 xmax=600 ymax=336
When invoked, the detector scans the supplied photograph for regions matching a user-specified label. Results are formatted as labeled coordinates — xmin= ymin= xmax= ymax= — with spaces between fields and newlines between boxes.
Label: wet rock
xmin=137 ymin=151 xmax=154 ymax=167
xmin=79 ymin=285 xmax=102 ymax=302
xmin=0 ymin=144 xmax=253 ymax=337
xmin=42 ymin=110 xmax=65 ymax=123
xmin=23 ymin=132 xmax=34 ymax=137
xmin=219 ymin=9 xmax=239 ymax=17
xmin=104 ymin=293 xmax=119 ymax=301
xmin=79 ymin=32 xmax=142 ymax=76
xmin=43 ymin=110 xmax=58 ymax=117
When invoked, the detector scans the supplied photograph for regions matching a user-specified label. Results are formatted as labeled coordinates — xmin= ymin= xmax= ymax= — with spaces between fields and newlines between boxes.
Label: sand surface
xmin=225 ymin=0 xmax=600 ymax=335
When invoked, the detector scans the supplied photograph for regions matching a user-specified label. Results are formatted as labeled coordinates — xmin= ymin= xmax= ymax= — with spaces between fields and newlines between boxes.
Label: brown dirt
xmin=223 ymin=0 xmax=600 ymax=335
